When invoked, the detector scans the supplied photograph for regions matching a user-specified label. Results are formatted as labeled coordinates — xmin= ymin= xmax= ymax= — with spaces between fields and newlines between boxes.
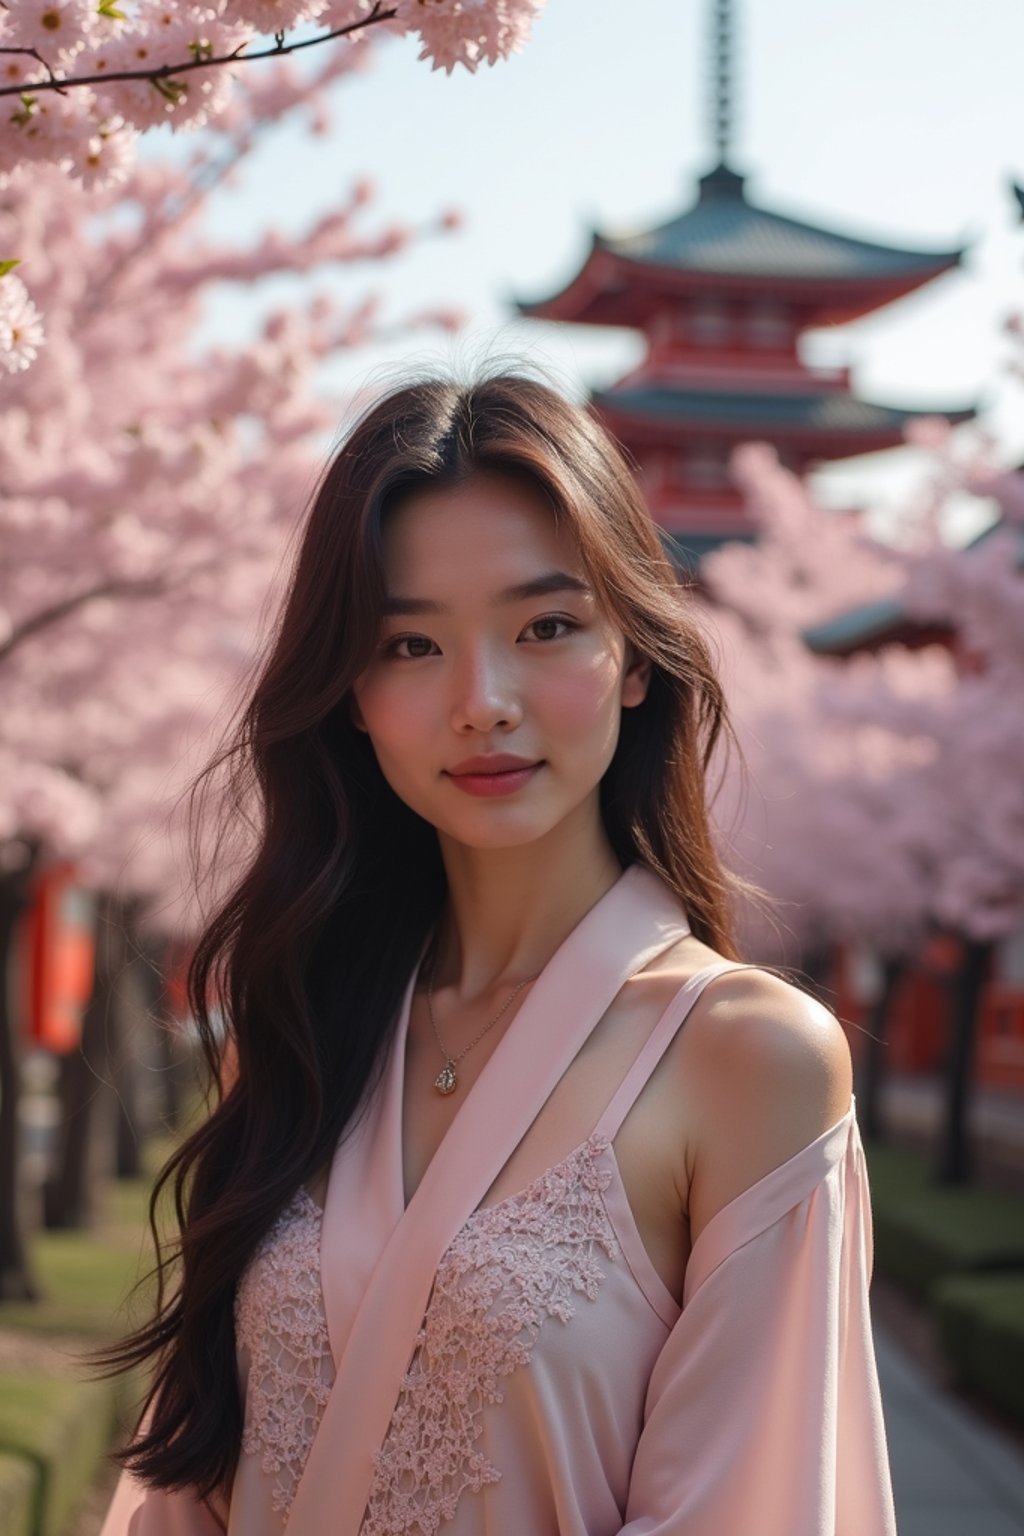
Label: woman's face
xmin=349 ymin=470 xmax=651 ymax=852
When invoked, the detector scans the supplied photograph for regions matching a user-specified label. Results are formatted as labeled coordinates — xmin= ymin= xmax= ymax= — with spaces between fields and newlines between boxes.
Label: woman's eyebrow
xmin=381 ymin=571 xmax=593 ymax=617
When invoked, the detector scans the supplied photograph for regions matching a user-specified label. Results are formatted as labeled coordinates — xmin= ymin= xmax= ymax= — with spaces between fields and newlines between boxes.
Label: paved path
xmin=876 ymin=1320 xmax=1024 ymax=1534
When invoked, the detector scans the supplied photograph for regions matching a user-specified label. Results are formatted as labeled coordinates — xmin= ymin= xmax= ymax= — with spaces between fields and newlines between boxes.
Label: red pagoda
xmin=517 ymin=2 xmax=974 ymax=572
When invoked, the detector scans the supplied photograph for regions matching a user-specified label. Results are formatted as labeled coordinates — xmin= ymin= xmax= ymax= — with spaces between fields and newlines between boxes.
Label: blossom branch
xmin=0 ymin=44 xmax=66 ymax=91
xmin=0 ymin=574 xmax=167 ymax=663
xmin=0 ymin=5 xmax=397 ymax=100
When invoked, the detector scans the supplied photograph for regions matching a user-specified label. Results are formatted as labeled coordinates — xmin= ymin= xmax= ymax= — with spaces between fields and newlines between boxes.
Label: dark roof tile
xmin=597 ymin=164 xmax=964 ymax=282
xmin=596 ymin=385 xmax=974 ymax=434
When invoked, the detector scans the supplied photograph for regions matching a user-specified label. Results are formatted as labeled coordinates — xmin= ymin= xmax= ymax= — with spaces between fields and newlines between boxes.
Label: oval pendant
xmin=434 ymin=1061 xmax=458 ymax=1096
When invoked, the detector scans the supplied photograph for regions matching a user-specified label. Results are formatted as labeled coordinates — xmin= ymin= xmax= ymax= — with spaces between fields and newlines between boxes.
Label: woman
xmin=99 ymin=371 xmax=897 ymax=1535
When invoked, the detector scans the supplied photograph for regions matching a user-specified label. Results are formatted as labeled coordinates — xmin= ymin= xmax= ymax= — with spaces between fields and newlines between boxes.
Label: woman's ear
xmin=347 ymin=691 xmax=369 ymax=733
xmin=621 ymin=643 xmax=652 ymax=709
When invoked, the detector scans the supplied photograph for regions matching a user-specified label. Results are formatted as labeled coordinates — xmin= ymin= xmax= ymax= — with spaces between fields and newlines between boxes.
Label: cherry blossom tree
xmin=701 ymin=441 xmax=930 ymax=965
xmin=704 ymin=432 xmax=1024 ymax=1182
xmin=0 ymin=43 xmax=465 ymax=1290
xmin=817 ymin=441 xmax=1024 ymax=1180
xmin=0 ymin=0 xmax=547 ymax=369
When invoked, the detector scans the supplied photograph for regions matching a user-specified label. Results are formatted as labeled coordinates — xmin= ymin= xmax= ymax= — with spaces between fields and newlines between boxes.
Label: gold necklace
xmin=426 ymin=966 xmax=540 ymax=1096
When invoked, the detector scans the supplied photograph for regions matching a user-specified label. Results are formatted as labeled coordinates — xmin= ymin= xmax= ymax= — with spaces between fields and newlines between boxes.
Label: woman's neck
xmin=431 ymin=824 xmax=624 ymax=1003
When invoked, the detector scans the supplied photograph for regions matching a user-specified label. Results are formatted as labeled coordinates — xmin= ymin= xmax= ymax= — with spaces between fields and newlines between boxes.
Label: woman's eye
xmin=382 ymin=617 xmax=577 ymax=658
xmin=524 ymin=616 xmax=577 ymax=642
xmin=384 ymin=634 xmax=437 ymax=659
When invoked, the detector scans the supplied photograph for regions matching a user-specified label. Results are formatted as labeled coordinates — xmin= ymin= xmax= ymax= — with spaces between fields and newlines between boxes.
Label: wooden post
xmin=0 ymin=847 xmax=41 ymax=1300
xmin=857 ymin=954 xmax=906 ymax=1143
xmin=936 ymin=937 xmax=992 ymax=1185
xmin=43 ymin=892 xmax=122 ymax=1228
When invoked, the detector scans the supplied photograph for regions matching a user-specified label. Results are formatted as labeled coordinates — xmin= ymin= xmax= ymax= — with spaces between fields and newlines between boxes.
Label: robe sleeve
xmin=617 ymin=1107 xmax=897 ymax=1536
xmin=98 ymin=1465 xmax=228 ymax=1534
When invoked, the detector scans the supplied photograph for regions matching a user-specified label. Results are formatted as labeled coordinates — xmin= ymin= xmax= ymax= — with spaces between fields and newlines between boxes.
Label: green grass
xmin=0 ymin=1227 xmax=156 ymax=1340
xmin=0 ymin=1128 xmax=184 ymax=1339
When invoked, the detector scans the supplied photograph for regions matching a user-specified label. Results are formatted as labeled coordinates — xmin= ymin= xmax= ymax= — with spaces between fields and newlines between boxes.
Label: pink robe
xmin=100 ymin=862 xmax=897 ymax=1535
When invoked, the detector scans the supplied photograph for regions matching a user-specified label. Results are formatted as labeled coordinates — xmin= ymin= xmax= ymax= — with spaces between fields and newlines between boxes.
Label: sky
xmin=179 ymin=0 xmax=1024 ymax=539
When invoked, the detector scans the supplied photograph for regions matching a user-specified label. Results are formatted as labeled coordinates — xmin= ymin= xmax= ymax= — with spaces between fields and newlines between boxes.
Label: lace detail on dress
xmin=235 ymin=1188 xmax=333 ymax=1522
xmin=359 ymin=1132 xmax=619 ymax=1536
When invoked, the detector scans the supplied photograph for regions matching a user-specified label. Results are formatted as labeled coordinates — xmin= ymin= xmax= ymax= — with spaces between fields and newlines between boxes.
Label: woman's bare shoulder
xmin=658 ymin=955 xmax=854 ymax=1244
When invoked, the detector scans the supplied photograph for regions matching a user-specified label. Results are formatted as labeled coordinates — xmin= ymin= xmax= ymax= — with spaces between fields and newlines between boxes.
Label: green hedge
xmin=933 ymin=1272 xmax=1024 ymax=1424
xmin=865 ymin=1138 xmax=1024 ymax=1425
xmin=0 ymin=1161 xmax=161 ymax=1536
xmin=865 ymin=1140 xmax=1024 ymax=1298
xmin=0 ymin=1450 xmax=36 ymax=1536
xmin=0 ymin=1374 xmax=121 ymax=1536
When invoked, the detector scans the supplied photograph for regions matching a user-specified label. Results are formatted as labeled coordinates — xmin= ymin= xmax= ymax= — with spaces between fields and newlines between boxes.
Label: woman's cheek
xmin=536 ymin=649 xmax=622 ymax=735
xmin=357 ymin=668 xmax=430 ymax=744
xmin=358 ymin=679 xmax=437 ymax=797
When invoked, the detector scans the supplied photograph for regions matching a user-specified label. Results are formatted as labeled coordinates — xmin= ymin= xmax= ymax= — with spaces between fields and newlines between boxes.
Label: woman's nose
xmin=449 ymin=646 xmax=523 ymax=732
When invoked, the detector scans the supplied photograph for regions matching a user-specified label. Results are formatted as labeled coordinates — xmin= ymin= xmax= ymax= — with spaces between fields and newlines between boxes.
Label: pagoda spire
xmin=711 ymin=0 xmax=735 ymax=166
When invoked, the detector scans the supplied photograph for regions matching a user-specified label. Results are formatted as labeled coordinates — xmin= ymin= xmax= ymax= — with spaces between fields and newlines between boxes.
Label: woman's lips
xmin=445 ymin=763 xmax=544 ymax=797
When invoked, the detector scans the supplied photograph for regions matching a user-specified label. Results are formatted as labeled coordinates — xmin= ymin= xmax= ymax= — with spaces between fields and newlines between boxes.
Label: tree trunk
xmin=43 ymin=892 xmax=123 ymax=1228
xmin=856 ymin=954 xmax=906 ymax=1143
xmin=140 ymin=935 xmax=191 ymax=1135
xmin=0 ymin=849 xmax=41 ymax=1300
xmin=112 ymin=918 xmax=165 ymax=1178
xmin=936 ymin=937 xmax=992 ymax=1186
xmin=113 ymin=973 xmax=143 ymax=1181
xmin=797 ymin=943 xmax=836 ymax=1008
xmin=156 ymin=1006 xmax=185 ymax=1133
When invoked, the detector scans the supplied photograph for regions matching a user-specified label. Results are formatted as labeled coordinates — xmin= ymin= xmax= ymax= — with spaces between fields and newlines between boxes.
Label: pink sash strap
xmin=592 ymin=960 xmax=753 ymax=1145
xmin=283 ymin=862 xmax=691 ymax=1536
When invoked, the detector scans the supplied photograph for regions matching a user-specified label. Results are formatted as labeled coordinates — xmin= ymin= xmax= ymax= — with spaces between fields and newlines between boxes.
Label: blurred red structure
xmin=18 ymin=862 xmax=95 ymax=1053
xmin=163 ymin=938 xmax=191 ymax=1022
xmin=979 ymin=984 xmax=1024 ymax=1092
xmin=836 ymin=934 xmax=1024 ymax=1094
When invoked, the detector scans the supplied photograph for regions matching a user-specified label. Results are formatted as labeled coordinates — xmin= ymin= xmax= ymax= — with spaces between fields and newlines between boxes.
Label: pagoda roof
xmin=803 ymin=518 xmax=1023 ymax=656
xmin=802 ymin=594 xmax=915 ymax=655
xmin=519 ymin=165 xmax=966 ymax=328
xmin=599 ymin=165 xmax=964 ymax=281
xmin=593 ymin=383 xmax=975 ymax=446
xmin=661 ymin=528 xmax=756 ymax=576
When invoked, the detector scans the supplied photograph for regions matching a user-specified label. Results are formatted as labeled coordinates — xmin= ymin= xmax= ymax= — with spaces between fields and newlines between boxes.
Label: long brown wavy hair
xmin=99 ymin=369 xmax=746 ymax=1501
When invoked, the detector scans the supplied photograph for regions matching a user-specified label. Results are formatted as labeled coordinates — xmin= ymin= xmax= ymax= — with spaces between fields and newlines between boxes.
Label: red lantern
xmin=163 ymin=938 xmax=192 ymax=1021
xmin=20 ymin=863 xmax=96 ymax=1053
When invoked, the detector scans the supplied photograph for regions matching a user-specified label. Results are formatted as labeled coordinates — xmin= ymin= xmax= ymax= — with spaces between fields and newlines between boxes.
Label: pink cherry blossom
xmin=2 ymin=0 xmax=96 ymax=68
xmin=223 ymin=0 xmax=329 ymax=35
xmin=0 ymin=272 xmax=45 ymax=372
xmin=412 ymin=0 xmax=545 ymax=73
xmin=87 ymin=13 xmax=249 ymax=133
xmin=68 ymin=116 xmax=134 ymax=189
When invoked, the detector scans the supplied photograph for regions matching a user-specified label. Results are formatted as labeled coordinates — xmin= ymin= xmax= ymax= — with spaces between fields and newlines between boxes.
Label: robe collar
xmin=290 ymin=859 xmax=690 ymax=1536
